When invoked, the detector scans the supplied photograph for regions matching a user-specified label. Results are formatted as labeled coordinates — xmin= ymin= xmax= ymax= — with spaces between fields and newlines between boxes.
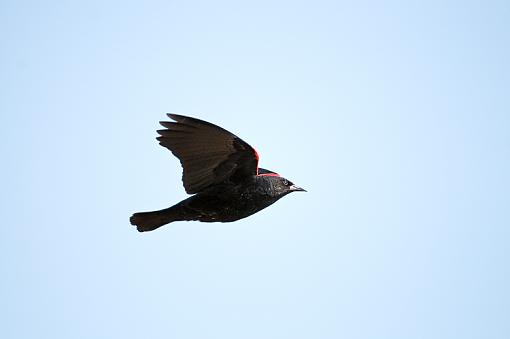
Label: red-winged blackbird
xmin=130 ymin=114 xmax=306 ymax=232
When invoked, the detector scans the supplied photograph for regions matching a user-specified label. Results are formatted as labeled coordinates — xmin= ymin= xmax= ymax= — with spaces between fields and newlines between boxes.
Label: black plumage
xmin=130 ymin=114 xmax=305 ymax=232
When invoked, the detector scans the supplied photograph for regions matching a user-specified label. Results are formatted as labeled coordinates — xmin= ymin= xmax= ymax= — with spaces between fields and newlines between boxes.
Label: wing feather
xmin=157 ymin=114 xmax=259 ymax=194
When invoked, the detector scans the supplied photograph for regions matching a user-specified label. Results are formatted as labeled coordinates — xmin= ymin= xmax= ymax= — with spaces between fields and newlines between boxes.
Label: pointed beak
xmin=290 ymin=184 xmax=306 ymax=192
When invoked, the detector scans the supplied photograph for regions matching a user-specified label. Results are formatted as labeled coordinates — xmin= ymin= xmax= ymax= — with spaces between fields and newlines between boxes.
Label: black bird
xmin=130 ymin=114 xmax=306 ymax=232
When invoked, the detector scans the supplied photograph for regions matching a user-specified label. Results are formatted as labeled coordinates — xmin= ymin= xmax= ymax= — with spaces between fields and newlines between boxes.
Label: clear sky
xmin=1 ymin=0 xmax=509 ymax=338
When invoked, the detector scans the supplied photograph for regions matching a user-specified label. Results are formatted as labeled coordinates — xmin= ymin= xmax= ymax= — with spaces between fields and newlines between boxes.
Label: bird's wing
xmin=157 ymin=114 xmax=259 ymax=194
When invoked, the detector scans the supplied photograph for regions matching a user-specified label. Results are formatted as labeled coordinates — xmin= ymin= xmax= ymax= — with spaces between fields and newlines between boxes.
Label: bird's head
xmin=270 ymin=176 xmax=306 ymax=196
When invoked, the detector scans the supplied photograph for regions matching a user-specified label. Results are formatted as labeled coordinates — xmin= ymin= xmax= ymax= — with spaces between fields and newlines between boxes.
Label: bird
xmin=130 ymin=114 xmax=306 ymax=232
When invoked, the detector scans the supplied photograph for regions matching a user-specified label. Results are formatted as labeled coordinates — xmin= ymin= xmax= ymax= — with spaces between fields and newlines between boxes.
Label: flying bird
xmin=130 ymin=114 xmax=306 ymax=232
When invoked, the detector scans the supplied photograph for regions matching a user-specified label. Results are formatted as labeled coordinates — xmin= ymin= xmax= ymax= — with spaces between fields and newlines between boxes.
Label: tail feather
xmin=130 ymin=207 xmax=179 ymax=232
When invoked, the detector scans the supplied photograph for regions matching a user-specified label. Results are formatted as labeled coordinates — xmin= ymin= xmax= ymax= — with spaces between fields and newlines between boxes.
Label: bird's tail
xmin=130 ymin=206 xmax=181 ymax=232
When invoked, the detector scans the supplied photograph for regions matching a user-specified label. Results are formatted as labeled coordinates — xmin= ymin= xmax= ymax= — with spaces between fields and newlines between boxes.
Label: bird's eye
xmin=283 ymin=179 xmax=289 ymax=186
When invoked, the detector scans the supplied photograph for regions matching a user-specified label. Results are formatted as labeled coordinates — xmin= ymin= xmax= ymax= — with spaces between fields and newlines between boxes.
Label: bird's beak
xmin=290 ymin=184 xmax=307 ymax=192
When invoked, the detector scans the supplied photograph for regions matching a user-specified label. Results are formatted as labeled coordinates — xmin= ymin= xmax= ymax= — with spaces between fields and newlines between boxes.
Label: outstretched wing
xmin=157 ymin=114 xmax=259 ymax=194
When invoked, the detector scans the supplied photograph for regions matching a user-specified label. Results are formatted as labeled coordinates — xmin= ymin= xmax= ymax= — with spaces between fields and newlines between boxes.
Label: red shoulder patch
xmin=258 ymin=173 xmax=280 ymax=177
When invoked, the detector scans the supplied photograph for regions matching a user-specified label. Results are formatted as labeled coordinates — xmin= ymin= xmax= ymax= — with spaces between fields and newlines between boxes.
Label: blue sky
xmin=1 ymin=1 xmax=509 ymax=338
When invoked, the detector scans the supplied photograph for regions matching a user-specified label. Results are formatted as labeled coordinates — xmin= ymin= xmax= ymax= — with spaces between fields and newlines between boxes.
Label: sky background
xmin=1 ymin=0 xmax=509 ymax=338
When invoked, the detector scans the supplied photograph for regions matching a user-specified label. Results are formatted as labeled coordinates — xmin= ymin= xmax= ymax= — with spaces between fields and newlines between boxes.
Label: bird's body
xmin=130 ymin=114 xmax=305 ymax=232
